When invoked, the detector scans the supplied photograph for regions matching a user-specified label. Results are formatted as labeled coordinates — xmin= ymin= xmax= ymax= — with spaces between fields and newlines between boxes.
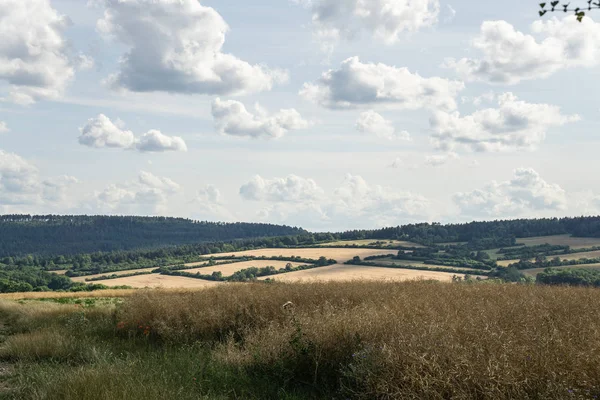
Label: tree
xmin=539 ymin=1 xmax=600 ymax=22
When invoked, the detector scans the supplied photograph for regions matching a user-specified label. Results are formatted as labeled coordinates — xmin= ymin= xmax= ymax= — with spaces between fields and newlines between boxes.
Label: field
xmin=70 ymin=267 xmax=158 ymax=283
xmin=516 ymin=234 xmax=600 ymax=249
xmin=182 ymin=260 xmax=307 ymax=277
xmin=200 ymin=248 xmax=395 ymax=263
xmin=497 ymin=249 xmax=600 ymax=267
xmin=316 ymin=239 xmax=424 ymax=248
xmin=258 ymin=263 xmax=467 ymax=282
xmin=370 ymin=257 xmax=482 ymax=272
xmin=1 ymin=281 xmax=600 ymax=399
xmin=90 ymin=274 xmax=223 ymax=289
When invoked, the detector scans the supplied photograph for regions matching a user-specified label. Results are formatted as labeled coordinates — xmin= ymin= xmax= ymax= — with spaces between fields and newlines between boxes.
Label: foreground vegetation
xmin=0 ymin=281 xmax=599 ymax=399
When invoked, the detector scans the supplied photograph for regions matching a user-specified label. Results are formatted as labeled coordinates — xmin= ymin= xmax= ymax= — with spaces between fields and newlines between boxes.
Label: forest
xmin=0 ymin=215 xmax=305 ymax=256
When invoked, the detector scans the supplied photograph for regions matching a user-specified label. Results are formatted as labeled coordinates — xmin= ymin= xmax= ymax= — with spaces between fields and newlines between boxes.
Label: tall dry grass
xmin=116 ymin=281 xmax=600 ymax=399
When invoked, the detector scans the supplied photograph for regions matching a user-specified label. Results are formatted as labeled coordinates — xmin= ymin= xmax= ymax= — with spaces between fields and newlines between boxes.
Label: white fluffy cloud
xmin=79 ymin=114 xmax=187 ymax=153
xmin=293 ymin=0 xmax=439 ymax=51
xmin=0 ymin=149 xmax=78 ymax=208
xmin=429 ymin=93 xmax=580 ymax=152
xmin=212 ymin=99 xmax=310 ymax=139
xmin=240 ymin=175 xmax=325 ymax=202
xmin=424 ymin=152 xmax=459 ymax=166
xmin=95 ymin=171 xmax=180 ymax=214
xmin=453 ymin=168 xmax=567 ymax=217
xmin=136 ymin=130 xmax=188 ymax=152
xmin=0 ymin=0 xmax=80 ymax=104
xmin=356 ymin=110 xmax=410 ymax=140
xmin=97 ymin=0 xmax=287 ymax=95
xmin=193 ymin=184 xmax=236 ymax=221
xmin=301 ymin=57 xmax=464 ymax=110
xmin=444 ymin=16 xmax=600 ymax=84
xmin=0 ymin=122 xmax=8 ymax=133
xmin=240 ymin=173 xmax=431 ymax=230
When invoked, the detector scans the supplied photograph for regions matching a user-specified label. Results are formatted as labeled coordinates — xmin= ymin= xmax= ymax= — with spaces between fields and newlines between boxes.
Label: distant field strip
xmin=371 ymin=258 xmax=483 ymax=273
xmin=182 ymin=260 xmax=308 ymax=277
xmin=516 ymin=235 xmax=600 ymax=249
xmin=259 ymin=264 xmax=467 ymax=282
xmin=497 ymin=249 xmax=600 ymax=267
xmin=201 ymin=248 xmax=395 ymax=263
xmin=317 ymin=239 xmax=424 ymax=248
xmin=91 ymin=274 xmax=223 ymax=289
xmin=70 ymin=267 xmax=158 ymax=283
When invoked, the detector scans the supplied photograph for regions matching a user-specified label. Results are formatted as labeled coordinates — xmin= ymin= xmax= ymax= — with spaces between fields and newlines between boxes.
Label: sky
xmin=1 ymin=0 xmax=600 ymax=231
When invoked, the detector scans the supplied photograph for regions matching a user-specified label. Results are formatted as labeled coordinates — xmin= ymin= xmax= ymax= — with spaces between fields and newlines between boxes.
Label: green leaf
xmin=540 ymin=2 xmax=546 ymax=8
xmin=551 ymin=1 xmax=559 ymax=6
xmin=539 ymin=10 xmax=548 ymax=16
xmin=576 ymin=11 xmax=586 ymax=21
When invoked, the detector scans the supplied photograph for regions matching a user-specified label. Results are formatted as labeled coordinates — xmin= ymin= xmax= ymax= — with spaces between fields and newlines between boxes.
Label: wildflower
xmin=143 ymin=329 xmax=150 ymax=336
xmin=116 ymin=322 xmax=125 ymax=329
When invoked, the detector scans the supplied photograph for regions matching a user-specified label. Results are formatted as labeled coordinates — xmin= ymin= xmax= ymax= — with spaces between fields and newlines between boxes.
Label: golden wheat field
xmin=317 ymin=239 xmax=424 ymax=248
xmin=91 ymin=274 xmax=223 ymax=289
xmin=516 ymin=234 xmax=600 ymax=249
xmin=370 ymin=258 xmax=482 ymax=272
xmin=182 ymin=260 xmax=307 ymax=277
xmin=70 ymin=267 xmax=158 ymax=283
xmin=201 ymin=247 xmax=395 ymax=263
xmin=258 ymin=263 xmax=467 ymax=282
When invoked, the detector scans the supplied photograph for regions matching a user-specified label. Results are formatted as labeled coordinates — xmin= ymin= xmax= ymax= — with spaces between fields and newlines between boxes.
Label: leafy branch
xmin=539 ymin=1 xmax=600 ymax=21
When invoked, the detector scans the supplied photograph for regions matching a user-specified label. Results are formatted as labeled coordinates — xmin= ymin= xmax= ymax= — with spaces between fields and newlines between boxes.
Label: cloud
xmin=192 ymin=184 xmax=236 ymax=221
xmin=97 ymin=0 xmax=287 ymax=96
xmin=78 ymin=114 xmax=135 ymax=149
xmin=424 ymin=152 xmax=459 ymax=166
xmin=240 ymin=173 xmax=431 ymax=230
xmin=95 ymin=171 xmax=180 ymax=214
xmin=0 ymin=0 xmax=79 ymax=104
xmin=301 ymin=57 xmax=464 ymax=110
xmin=136 ymin=130 xmax=188 ymax=152
xmin=0 ymin=122 xmax=8 ymax=133
xmin=212 ymin=98 xmax=310 ymax=139
xmin=0 ymin=149 xmax=78 ymax=208
xmin=429 ymin=93 xmax=580 ymax=152
xmin=240 ymin=175 xmax=325 ymax=202
xmin=389 ymin=157 xmax=403 ymax=168
xmin=356 ymin=110 xmax=410 ymax=140
xmin=453 ymin=168 xmax=567 ymax=217
xmin=293 ymin=0 xmax=439 ymax=51
xmin=79 ymin=114 xmax=187 ymax=153
xmin=444 ymin=16 xmax=600 ymax=84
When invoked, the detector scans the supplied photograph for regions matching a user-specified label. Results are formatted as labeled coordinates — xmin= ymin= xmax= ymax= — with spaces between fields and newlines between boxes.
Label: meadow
xmin=0 ymin=281 xmax=599 ymax=399
xmin=516 ymin=234 xmax=600 ymax=249
xmin=316 ymin=239 xmax=424 ymax=248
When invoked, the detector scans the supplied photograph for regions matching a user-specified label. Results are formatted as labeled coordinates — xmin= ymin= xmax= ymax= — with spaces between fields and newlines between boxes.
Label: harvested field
xmin=91 ymin=274 xmax=223 ymax=289
xmin=201 ymin=248 xmax=395 ymax=263
xmin=516 ymin=234 xmax=600 ymax=249
xmin=259 ymin=264 xmax=467 ymax=282
xmin=183 ymin=260 xmax=307 ymax=277
xmin=50 ymin=270 xmax=68 ymax=275
xmin=317 ymin=239 xmax=424 ymax=248
xmin=70 ymin=267 xmax=157 ymax=283
xmin=371 ymin=258 xmax=482 ymax=272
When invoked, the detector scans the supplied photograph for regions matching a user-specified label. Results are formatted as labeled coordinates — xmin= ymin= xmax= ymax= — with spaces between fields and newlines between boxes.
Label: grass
xmin=1 ymin=281 xmax=599 ymax=399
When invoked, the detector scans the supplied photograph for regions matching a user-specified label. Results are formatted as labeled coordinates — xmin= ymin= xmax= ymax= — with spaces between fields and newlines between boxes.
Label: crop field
xmin=182 ymin=260 xmax=307 ymax=277
xmin=70 ymin=267 xmax=158 ymax=283
xmin=201 ymin=247 xmax=395 ymax=263
xmin=91 ymin=274 xmax=223 ymax=289
xmin=369 ymin=258 xmax=482 ymax=272
xmin=317 ymin=239 xmax=424 ymax=248
xmin=516 ymin=234 xmax=600 ymax=249
xmin=258 ymin=263 xmax=465 ymax=282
